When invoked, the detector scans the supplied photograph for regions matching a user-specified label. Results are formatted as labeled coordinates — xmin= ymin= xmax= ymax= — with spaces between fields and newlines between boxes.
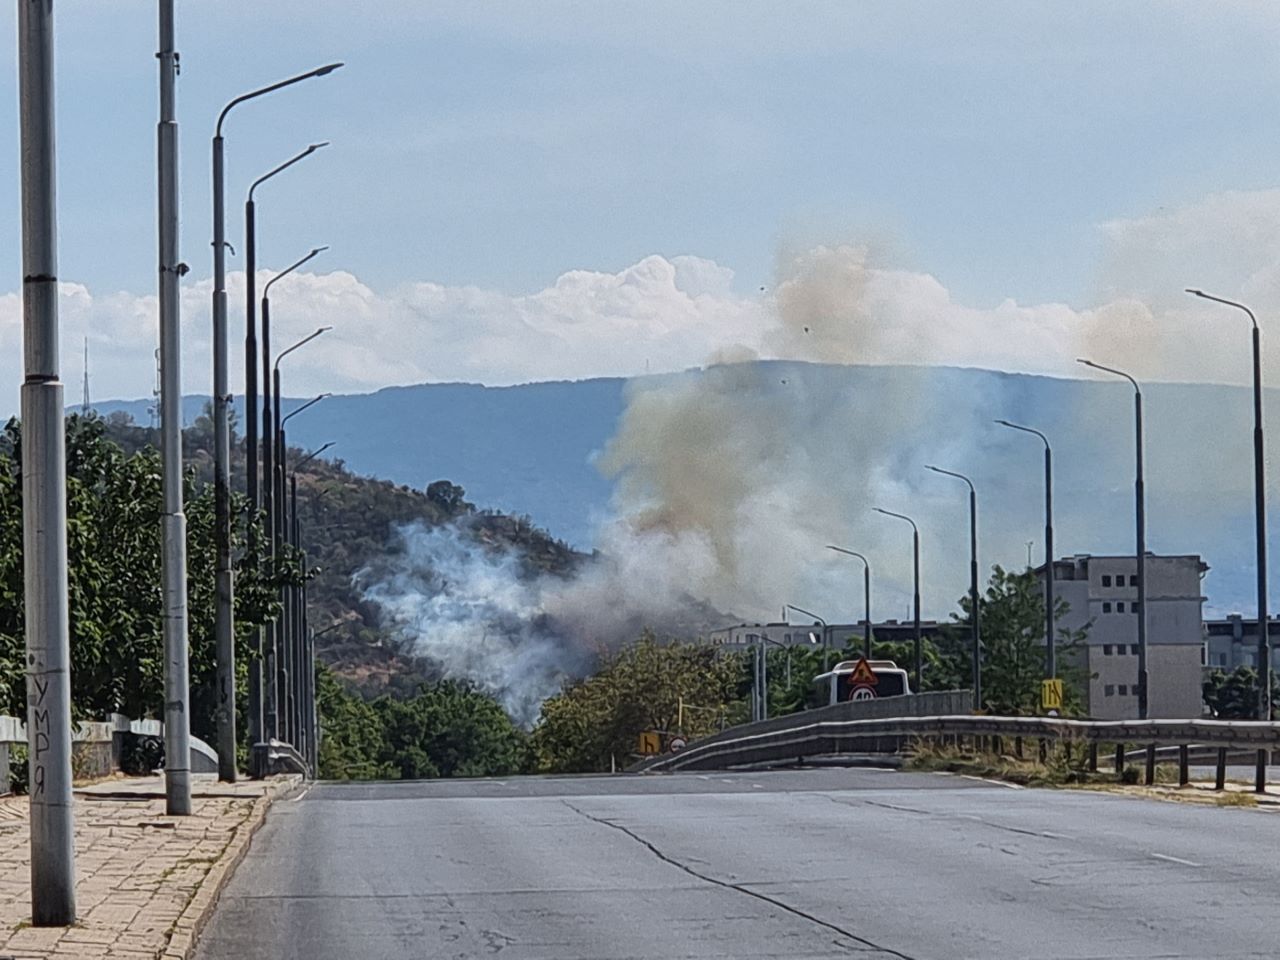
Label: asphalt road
xmin=195 ymin=767 xmax=1280 ymax=959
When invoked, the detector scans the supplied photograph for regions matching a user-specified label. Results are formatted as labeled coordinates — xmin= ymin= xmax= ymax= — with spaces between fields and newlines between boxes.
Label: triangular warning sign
xmin=849 ymin=657 xmax=878 ymax=688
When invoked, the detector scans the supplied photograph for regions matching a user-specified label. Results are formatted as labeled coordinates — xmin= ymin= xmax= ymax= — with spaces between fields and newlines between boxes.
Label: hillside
xmin=100 ymin=412 xmax=587 ymax=698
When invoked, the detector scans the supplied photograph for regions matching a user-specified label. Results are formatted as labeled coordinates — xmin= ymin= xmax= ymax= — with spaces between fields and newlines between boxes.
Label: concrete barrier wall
xmin=1 ymin=714 xmax=209 ymax=792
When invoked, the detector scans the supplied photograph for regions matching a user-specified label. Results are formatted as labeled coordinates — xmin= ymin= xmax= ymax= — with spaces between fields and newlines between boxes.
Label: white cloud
xmin=3 ymin=186 xmax=1280 ymax=413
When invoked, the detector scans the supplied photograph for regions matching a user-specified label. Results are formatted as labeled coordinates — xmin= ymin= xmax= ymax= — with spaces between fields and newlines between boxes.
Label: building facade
xmin=1203 ymin=615 xmax=1280 ymax=671
xmin=706 ymin=620 xmax=943 ymax=650
xmin=1037 ymin=554 xmax=1207 ymax=720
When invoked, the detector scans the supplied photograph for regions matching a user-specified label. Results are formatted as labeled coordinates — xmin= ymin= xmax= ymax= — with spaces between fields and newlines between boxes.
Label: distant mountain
xmin=92 ymin=363 xmax=1280 ymax=618
xmin=95 ymin=379 xmax=626 ymax=550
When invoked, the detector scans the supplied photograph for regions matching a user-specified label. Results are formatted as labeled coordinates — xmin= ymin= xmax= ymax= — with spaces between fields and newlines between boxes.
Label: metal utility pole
xmin=997 ymin=420 xmax=1055 ymax=679
xmin=1186 ymin=290 xmax=1269 ymax=722
xmin=158 ymin=0 xmax=193 ymax=812
xmin=244 ymin=143 xmax=327 ymax=772
xmin=212 ymin=62 xmax=342 ymax=774
xmin=1079 ymin=359 xmax=1147 ymax=719
xmin=926 ymin=466 xmax=982 ymax=710
xmin=827 ymin=546 xmax=871 ymax=658
xmin=875 ymin=508 xmax=922 ymax=691
xmin=18 ymin=0 xmax=77 ymax=923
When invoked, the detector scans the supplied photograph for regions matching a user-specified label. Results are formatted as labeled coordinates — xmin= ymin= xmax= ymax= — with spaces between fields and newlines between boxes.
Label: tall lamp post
xmin=785 ymin=604 xmax=830 ymax=671
xmin=259 ymin=251 xmax=326 ymax=743
xmin=926 ymin=466 xmax=981 ymax=710
xmin=826 ymin=546 xmax=871 ymax=658
xmin=289 ymin=442 xmax=332 ymax=773
xmin=274 ymin=382 xmax=330 ymax=744
xmin=1186 ymin=290 xmax=1269 ymax=722
xmin=874 ymin=508 xmax=922 ymax=692
xmin=1078 ymin=358 xmax=1148 ymax=720
xmin=157 ymin=0 xmax=192 ymax=817
xmin=244 ymin=142 xmax=328 ymax=761
xmin=996 ymin=420 xmax=1056 ymax=681
xmin=211 ymin=62 xmax=341 ymax=780
xmin=19 ymin=0 xmax=77 ymax=920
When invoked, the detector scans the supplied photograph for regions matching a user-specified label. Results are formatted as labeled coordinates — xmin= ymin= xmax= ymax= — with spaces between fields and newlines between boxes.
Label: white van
xmin=809 ymin=658 xmax=912 ymax=707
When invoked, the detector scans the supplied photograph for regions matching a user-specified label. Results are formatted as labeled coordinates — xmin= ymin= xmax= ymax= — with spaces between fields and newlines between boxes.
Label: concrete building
xmin=707 ymin=619 xmax=943 ymax=650
xmin=1203 ymin=614 xmax=1280 ymax=671
xmin=1037 ymin=554 xmax=1207 ymax=720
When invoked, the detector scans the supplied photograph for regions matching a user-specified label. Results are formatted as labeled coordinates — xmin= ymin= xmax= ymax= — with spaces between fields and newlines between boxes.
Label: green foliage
xmin=951 ymin=565 xmax=1090 ymax=716
xmin=1202 ymin=666 xmax=1276 ymax=719
xmin=531 ymin=633 xmax=742 ymax=773
xmin=0 ymin=414 xmax=294 ymax=748
xmin=315 ymin=664 xmax=529 ymax=780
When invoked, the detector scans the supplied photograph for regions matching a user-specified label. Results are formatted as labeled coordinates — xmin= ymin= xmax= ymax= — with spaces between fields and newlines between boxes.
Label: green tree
xmin=532 ymin=633 xmax=741 ymax=773
xmin=952 ymin=565 xmax=1089 ymax=716
xmin=1202 ymin=666 xmax=1276 ymax=719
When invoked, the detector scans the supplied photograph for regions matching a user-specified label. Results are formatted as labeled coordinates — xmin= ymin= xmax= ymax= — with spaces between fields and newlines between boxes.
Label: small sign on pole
xmin=1041 ymin=678 xmax=1064 ymax=712
xmin=637 ymin=731 xmax=661 ymax=755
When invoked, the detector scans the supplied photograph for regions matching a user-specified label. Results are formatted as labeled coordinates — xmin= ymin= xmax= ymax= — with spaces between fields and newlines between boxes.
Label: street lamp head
xmin=1185 ymin=288 xmax=1204 ymax=297
xmin=307 ymin=141 xmax=331 ymax=154
xmin=313 ymin=62 xmax=345 ymax=78
xmin=311 ymin=245 xmax=330 ymax=257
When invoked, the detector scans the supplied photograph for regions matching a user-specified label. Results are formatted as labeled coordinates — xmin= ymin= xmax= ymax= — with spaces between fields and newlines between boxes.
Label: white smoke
xmin=359 ymin=218 xmax=1280 ymax=721
xmin=359 ymin=519 xmax=722 ymax=725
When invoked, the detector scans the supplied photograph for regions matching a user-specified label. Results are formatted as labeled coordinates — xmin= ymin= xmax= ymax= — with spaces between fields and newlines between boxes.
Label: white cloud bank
xmin=0 ymin=187 xmax=1277 ymax=412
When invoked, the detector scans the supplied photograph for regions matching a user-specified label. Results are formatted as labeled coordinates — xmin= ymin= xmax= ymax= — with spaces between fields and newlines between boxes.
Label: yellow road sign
xmin=637 ymin=731 xmax=661 ymax=755
xmin=1041 ymin=678 xmax=1064 ymax=712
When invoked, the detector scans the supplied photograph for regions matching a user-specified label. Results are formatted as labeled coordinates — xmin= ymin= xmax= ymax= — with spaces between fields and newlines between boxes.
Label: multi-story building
xmin=1203 ymin=614 xmax=1280 ymax=671
xmin=1036 ymin=554 xmax=1207 ymax=720
xmin=706 ymin=619 xmax=943 ymax=650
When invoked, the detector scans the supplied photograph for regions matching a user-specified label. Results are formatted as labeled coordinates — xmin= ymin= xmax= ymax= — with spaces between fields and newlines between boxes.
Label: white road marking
xmin=287 ymin=785 xmax=312 ymax=803
xmin=957 ymin=774 xmax=1024 ymax=789
xmin=1150 ymin=853 xmax=1201 ymax=867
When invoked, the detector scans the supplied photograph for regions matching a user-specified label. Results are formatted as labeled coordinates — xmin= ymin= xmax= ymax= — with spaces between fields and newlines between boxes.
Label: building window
xmin=1129 ymin=575 xmax=1139 ymax=586
xmin=1105 ymin=684 xmax=1115 ymax=697
xmin=1102 ymin=575 xmax=1112 ymax=587
xmin=1117 ymin=601 xmax=1125 ymax=613
xmin=1102 ymin=602 xmax=1112 ymax=613
xmin=1132 ymin=601 xmax=1140 ymax=614
xmin=1130 ymin=644 xmax=1139 ymax=655
xmin=1103 ymin=644 xmax=1113 ymax=655
xmin=1118 ymin=684 xmax=1128 ymax=695
xmin=784 ymin=633 xmax=792 ymax=643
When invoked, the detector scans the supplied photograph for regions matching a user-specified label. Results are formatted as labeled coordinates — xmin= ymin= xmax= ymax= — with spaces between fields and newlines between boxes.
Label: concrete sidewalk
xmin=0 ymin=773 xmax=300 ymax=959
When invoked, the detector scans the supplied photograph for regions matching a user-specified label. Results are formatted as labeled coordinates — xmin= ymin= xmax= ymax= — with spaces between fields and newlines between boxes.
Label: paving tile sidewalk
xmin=0 ymin=773 xmax=300 ymax=959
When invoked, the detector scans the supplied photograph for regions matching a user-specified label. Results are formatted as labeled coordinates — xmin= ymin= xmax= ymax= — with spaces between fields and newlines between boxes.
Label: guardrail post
xmin=1088 ymin=741 xmax=1098 ymax=772
xmin=1178 ymin=745 xmax=1189 ymax=787
xmin=1014 ymin=736 xmax=1023 ymax=759
xmin=992 ymin=734 xmax=1001 ymax=756
xmin=1114 ymin=743 xmax=1125 ymax=778
xmin=1144 ymin=744 xmax=1156 ymax=786
xmin=1216 ymin=747 xmax=1227 ymax=791
xmin=1038 ymin=738 xmax=1047 ymax=764
xmin=1255 ymin=748 xmax=1267 ymax=794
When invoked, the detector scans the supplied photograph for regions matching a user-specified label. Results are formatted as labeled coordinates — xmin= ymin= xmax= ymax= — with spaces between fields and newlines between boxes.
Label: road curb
xmin=160 ymin=777 xmax=303 ymax=959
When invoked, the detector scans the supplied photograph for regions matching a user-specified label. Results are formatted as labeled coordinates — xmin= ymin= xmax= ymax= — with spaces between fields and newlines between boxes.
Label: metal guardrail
xmin=638 ymin=703 xmax=1280 ymax=792
xmin=631 ymin=690 xmax=973 ymax=773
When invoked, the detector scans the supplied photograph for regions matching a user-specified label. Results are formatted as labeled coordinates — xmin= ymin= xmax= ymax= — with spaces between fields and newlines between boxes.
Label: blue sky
xmin=0 ymin=2 xmax=1278 ymax=401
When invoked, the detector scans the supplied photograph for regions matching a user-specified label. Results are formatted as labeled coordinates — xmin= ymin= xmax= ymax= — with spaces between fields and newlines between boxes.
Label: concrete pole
xmin=18 ymin=0 xmax=77 ymax=923
xmin=158 ymin=0 xmax=192 ymax=814
xmin=243 ymin=196 xmax=261 ymax=769
xmin=210 ymin=128 xmax=236 ymax=780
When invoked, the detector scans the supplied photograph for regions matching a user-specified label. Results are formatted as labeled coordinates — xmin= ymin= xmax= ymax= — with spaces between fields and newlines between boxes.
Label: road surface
xmin=195 ymin=767 xmax=1280 ymax=959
